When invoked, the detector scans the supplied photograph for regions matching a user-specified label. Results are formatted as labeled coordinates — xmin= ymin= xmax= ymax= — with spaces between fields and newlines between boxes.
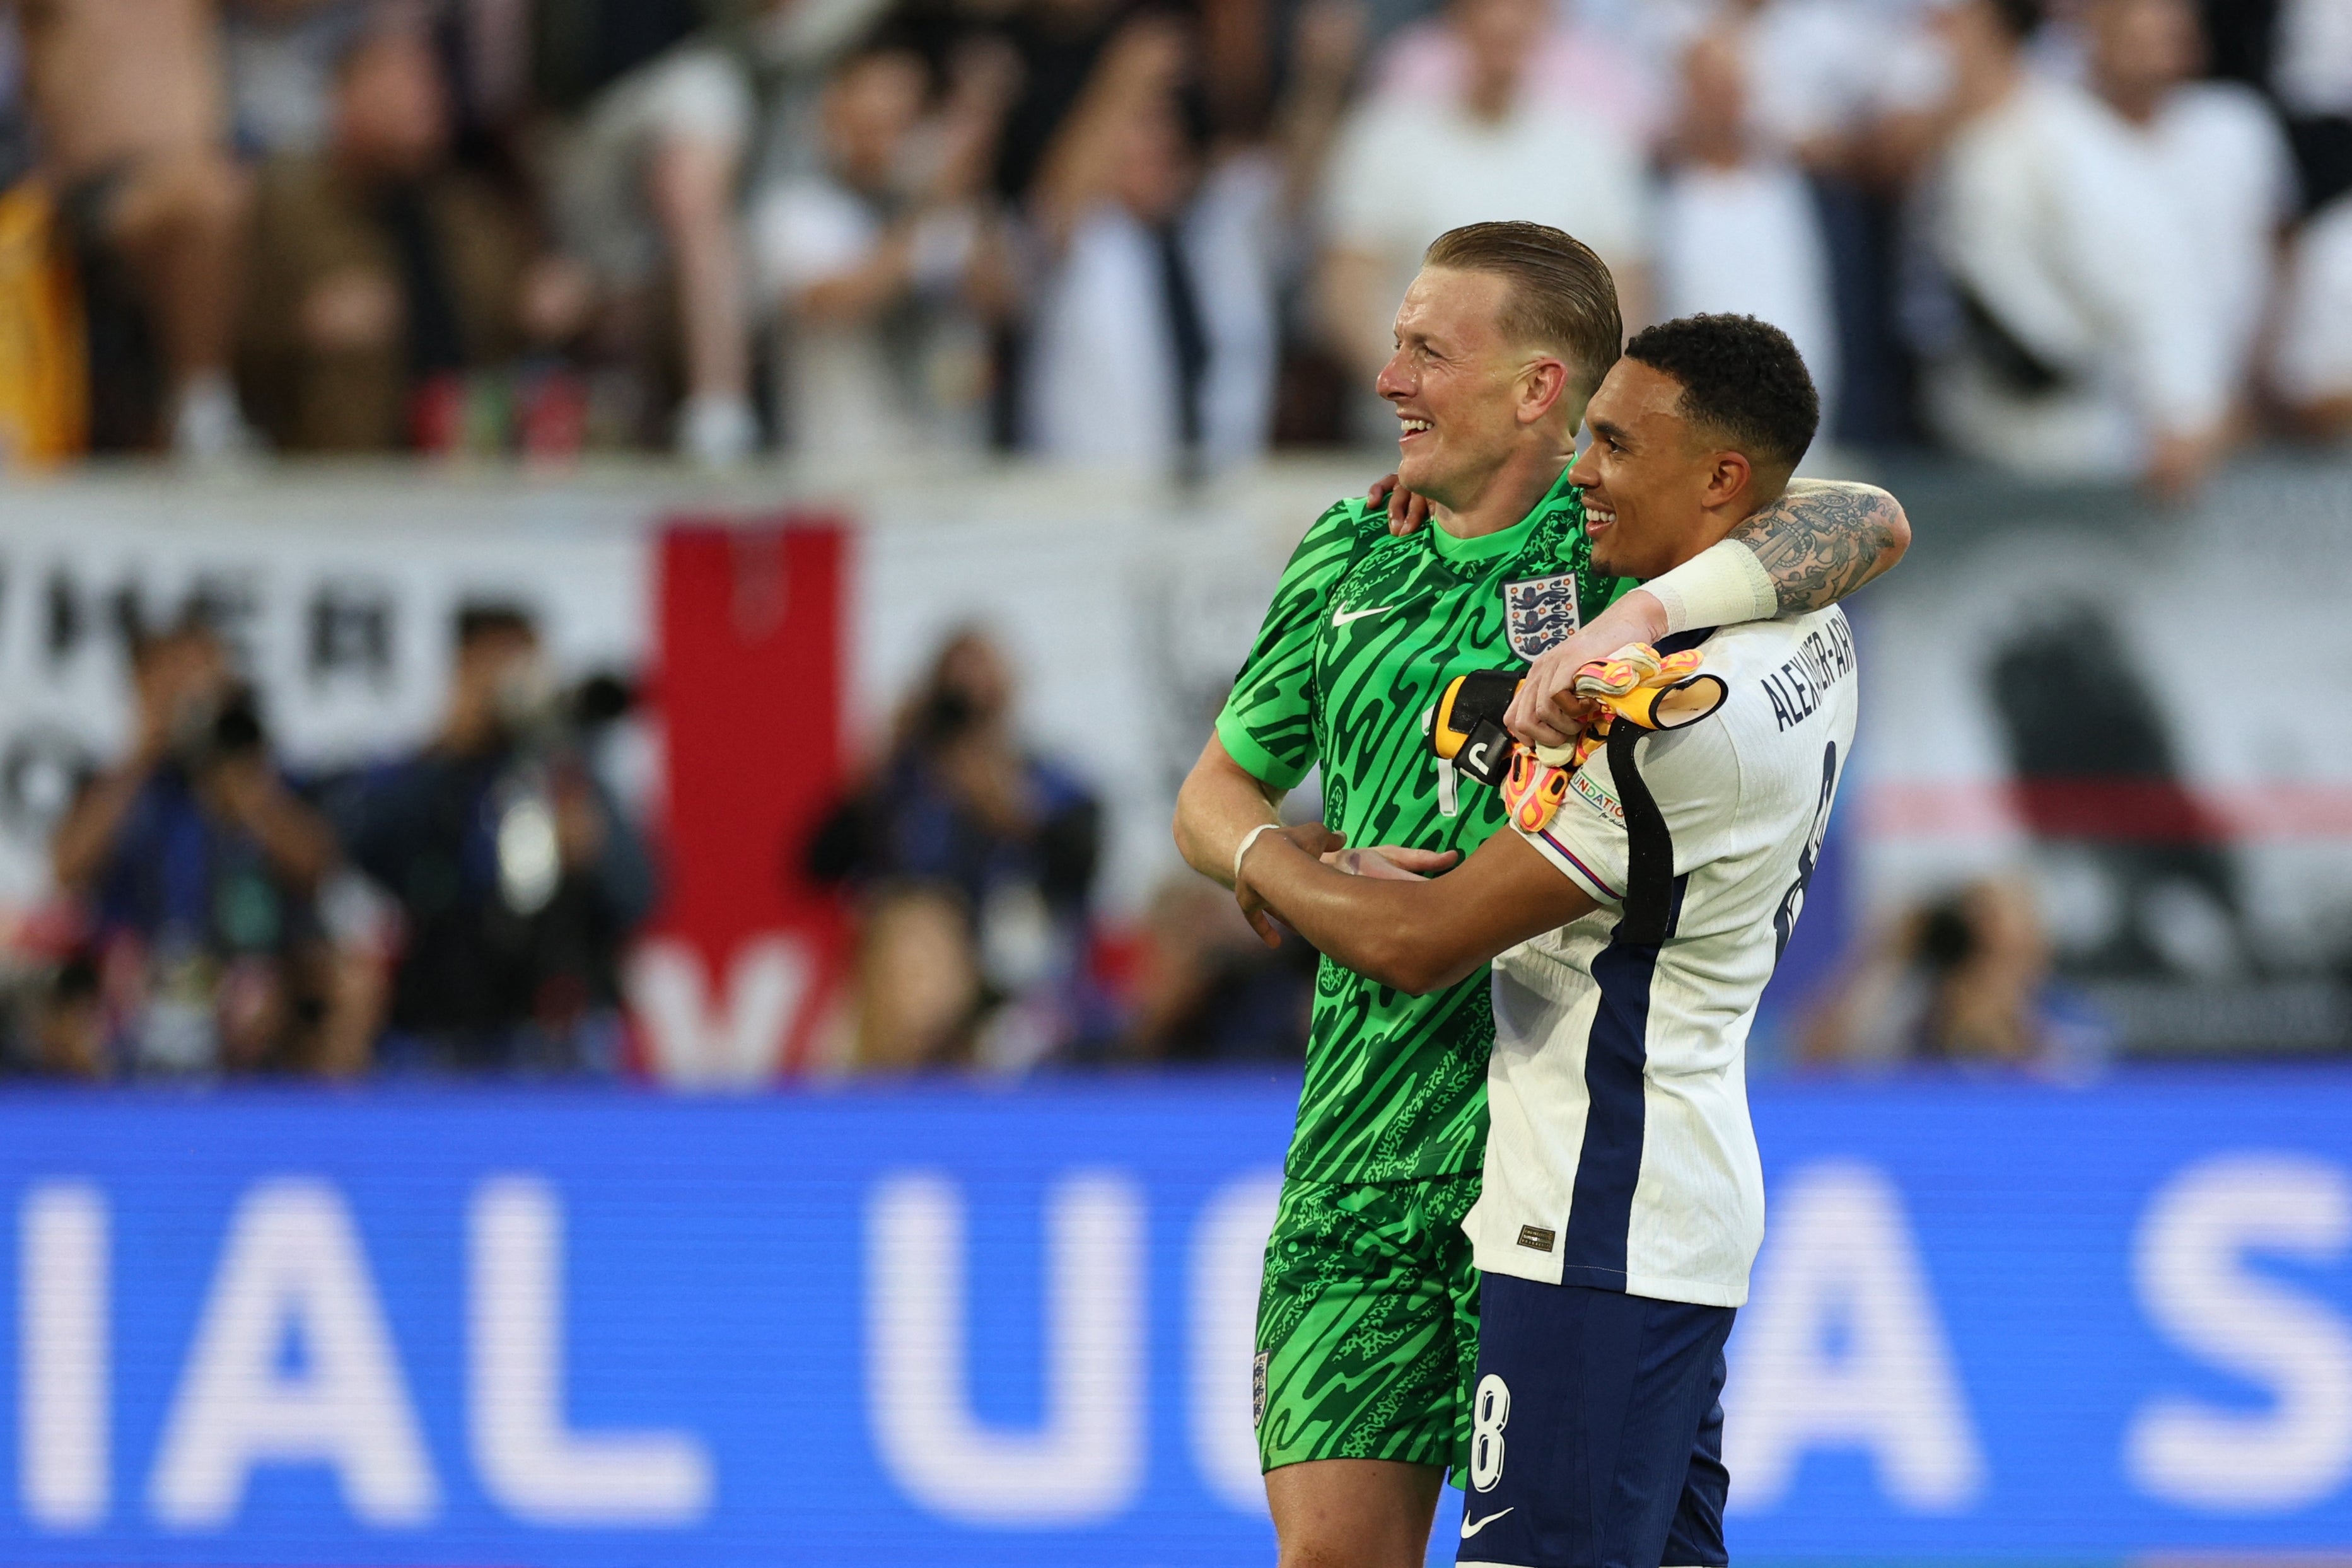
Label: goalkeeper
xmin=1170 ymin=223 xmax=1909 ymax=1568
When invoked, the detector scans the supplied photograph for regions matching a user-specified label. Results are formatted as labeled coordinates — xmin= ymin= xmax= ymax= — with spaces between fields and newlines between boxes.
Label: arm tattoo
xmin=1728 ymin=479 xmax=1905 ymax=615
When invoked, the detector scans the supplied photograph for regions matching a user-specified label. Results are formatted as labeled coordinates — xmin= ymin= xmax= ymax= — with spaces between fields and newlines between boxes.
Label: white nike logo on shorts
xmin=1460 ymin=1507 xmax=1513 ymax=1538
xmin=1332 ymin=605 xmax=1399 ymax=627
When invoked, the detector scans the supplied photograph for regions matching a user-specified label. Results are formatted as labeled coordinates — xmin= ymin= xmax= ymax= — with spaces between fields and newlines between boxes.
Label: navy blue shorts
xmin=1454 ymin=1275 xmax=1735 ymax=1568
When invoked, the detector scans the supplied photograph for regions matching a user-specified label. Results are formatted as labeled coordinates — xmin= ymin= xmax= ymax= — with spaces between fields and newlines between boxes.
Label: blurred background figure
xmin=525 ymin=0 xmax=758 ymax=463
xmin=752 ymin=38 xmax=1014 ymax=460
xmin=238 ymin=13 xmax=591 ymax=453
xmin=1653 ymin=25 xmax=1840 ymax=424
xmin=1019 ymin=13 xmax=1278 ymax=472
xmin=1905 ymin=0 xmax=2227 ymax=496
xmin=806 ymin=627 xmax=1102 ymax=1074
xmin=2080 ymin=0 xmax=2293 ymax=441
xmin=1801 ymin=877 xmax=2110 ymax=1078
xmin=2273 ymin=189 xmax=2352 ymax=436
xmin=1114 ymin=871 xmax=1313 ymax=1064
xmin=13 ymin=0 xmax=253 ymax=456
xmin=1318 ymin=0 xmax=1648 ymax=438
xmin=46 ymin=612 xmax=352 ymax=1075
xmin=329 ymin=603 xmax=653 ymax=1075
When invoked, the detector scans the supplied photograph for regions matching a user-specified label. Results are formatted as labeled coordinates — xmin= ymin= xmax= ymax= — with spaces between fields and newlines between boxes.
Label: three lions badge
xmin=1504 ymin=573 xmax=1580 ymax=660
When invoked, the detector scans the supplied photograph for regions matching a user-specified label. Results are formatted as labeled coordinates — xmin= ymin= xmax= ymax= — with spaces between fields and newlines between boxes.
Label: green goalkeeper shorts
xmin=1254 ymin=1171 xmax=1482 ymax=1475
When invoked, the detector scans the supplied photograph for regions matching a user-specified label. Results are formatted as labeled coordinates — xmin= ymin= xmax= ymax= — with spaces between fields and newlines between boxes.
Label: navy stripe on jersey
xmin=1560 ymin=722 xmax=1686 ymax=1290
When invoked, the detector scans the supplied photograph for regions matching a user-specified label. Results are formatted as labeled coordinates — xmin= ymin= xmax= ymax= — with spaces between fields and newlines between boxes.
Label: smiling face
xmin=1375 ymin=266 xmax=1578 ymax=511
xmin=1568 ymin=357 xmax=1751 ymax=581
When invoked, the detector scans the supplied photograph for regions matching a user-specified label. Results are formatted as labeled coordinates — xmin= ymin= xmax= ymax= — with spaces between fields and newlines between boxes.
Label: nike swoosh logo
xmin=1460 ymin=1507 xmax=1513 ymax=1539
xmin=1332 ymin=605 xmax=1400 ymax=627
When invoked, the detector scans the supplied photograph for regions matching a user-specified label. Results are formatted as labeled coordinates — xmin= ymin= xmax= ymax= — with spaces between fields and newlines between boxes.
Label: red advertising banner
xmin=630 ymin=521 xmax=851 ymax=1081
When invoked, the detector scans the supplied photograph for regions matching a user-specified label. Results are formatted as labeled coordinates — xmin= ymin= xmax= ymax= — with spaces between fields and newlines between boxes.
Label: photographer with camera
xmin=332 ymin=603 xmax=654 ymax=1076
xmin=49 ymin=612 xmax=345 ymax=1076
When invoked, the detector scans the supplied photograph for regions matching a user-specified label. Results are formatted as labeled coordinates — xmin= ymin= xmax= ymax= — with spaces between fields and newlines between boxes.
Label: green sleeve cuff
xmin=1216 ymin=710 xmax=1310 ymax=792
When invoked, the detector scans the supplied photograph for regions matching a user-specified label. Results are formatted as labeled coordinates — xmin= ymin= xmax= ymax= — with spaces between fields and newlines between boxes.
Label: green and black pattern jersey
xmin=1218 ymin=467 xmax=1626 ymax=1184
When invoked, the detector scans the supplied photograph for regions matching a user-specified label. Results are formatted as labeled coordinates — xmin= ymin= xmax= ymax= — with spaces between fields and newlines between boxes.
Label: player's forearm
xmin=1173 ymin=735 xmax=1284 ymax=888
xmin=1245 ymin=840 xmax=1474 ymax=996
xmin=1580 ymin=584 xmax=1671 ymax=653
xmin=1728 ymin=479 xmax=1911 ymax=615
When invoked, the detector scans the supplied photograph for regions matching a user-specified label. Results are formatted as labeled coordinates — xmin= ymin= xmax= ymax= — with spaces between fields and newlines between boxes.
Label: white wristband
xmin=1233 ymin=822 xmax=1282 ymax=886
xmin=1642 ymin=539 xmax=1779 ymax=633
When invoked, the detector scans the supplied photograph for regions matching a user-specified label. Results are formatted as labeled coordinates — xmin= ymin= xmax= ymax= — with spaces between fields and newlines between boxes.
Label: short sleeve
xmin=1214 ymin=501 xmax=1372 ymax=789
xmin=1515 ymin=725 xmax=1740 ymax=911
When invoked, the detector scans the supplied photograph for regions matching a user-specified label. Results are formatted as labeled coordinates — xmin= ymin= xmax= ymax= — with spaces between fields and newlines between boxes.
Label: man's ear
xmin=1704 ymin=448 xmax=1755 ymax=508
xmin=1517 ymin=357 xmax=1571 ymax=426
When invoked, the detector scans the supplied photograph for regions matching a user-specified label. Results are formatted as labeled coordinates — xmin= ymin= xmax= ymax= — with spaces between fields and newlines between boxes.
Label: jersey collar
xmin=1425 ymin=463 xmax=1580 ymax=566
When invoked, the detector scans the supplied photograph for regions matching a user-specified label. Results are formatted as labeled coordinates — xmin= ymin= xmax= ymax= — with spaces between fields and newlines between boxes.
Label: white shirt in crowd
xmin=1324 ymin=92 xmax=1651 ymax=339
xmin=1022 ymin=156 xmax=1278 ymax=468
xmin=752 ymin=177 xmax=992 ymax=459
xmin=2274 ymin=191 xmax=2352 ymax=409
xmin=1469 ymin=609 xmax=1860 ymax=1307
xmin=1656 ymin=161 xmax=1842 ymax=426
xmin=1919 ymin=74 xmax=2227 ymax=479
xmin=1637 ymin=0 xmax=1949 ymax=149
xmin=2113 ymin=81 xmax=2295 ymax=393
xmin=2274 ymin=0 xmax=2352 ymax=118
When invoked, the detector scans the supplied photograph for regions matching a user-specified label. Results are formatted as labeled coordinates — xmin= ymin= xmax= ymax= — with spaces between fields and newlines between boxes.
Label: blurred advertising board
xmin=2 ymin=1074 xmax=2352 ymax=1563
xmin=1851 ymin=462 xmax=2352 ymax=1056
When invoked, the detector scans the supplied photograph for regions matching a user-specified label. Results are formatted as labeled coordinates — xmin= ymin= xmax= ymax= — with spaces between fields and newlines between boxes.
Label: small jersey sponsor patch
xmin=1571 ymin=770 xmax=1623 ymax=824
xmin=1516 ymin=1224 xmax=1557 ymax=1252
xmin=1503 ymin=574 xmax=1581 ymax=661
xmin=1252 ymin=1350 xmax=1271 ymax=1429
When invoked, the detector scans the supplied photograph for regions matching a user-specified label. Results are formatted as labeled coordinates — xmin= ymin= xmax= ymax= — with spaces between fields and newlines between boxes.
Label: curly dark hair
xmin=1622 ymin=313 xmax=1820 ymax=475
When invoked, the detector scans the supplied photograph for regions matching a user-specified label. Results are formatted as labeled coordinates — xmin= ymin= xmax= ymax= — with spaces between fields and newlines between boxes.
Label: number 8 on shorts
xmin=1469 ymin=1373 xmax=1510 ymax=1492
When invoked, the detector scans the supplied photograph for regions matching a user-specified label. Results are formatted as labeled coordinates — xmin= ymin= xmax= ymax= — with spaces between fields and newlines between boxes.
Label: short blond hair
xmin=1423 ymin=221 xmax=1622 ymax=396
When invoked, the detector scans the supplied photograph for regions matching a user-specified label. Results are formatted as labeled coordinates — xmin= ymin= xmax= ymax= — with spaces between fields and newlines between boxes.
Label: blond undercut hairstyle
xmin=1422 ymin=221 xmax=1622 ymax=398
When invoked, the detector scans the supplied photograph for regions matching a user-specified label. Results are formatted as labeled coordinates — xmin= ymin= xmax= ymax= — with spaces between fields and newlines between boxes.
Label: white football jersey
xmin=1465 ymin=608 xmax=1860 ymax=1308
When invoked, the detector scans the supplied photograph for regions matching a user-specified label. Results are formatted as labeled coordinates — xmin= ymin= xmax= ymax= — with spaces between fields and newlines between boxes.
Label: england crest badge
xmin=1503 ymin=572 xmax=1580 ymax=660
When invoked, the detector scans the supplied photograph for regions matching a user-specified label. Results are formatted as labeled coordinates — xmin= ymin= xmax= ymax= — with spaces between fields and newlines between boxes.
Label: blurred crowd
xmin=0 ymin=0 xmax=2346 ymax=487
xmin=0 ymin=605 xmax=1317 ymax=1079
xmin=4 ymin=598 xmax=658 ymax=1078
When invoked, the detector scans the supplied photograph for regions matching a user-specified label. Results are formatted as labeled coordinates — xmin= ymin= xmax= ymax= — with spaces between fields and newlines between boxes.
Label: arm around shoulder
xmin=1728 ymin=479 xmax=1911 ymax=616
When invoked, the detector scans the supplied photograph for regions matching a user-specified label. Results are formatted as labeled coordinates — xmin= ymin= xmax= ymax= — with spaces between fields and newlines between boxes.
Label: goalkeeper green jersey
xmin=1217 ymin=467 xmax=1626 ymax=1183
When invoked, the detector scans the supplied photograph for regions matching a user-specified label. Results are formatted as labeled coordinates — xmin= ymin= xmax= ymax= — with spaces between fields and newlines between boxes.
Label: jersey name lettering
xmin=1760 ymin=613 xmax=1857 ymax=731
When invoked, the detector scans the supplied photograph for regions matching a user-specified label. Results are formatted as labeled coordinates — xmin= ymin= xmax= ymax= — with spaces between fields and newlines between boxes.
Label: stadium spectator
xmin=2273 ymin=190 xmax=2352 ymax=436
xmin=1653 ymin=26 xmax=1840 ymax=423
xmin=4 ymin=955 xmax=107 ymax=1078
xmin=330 ymin=603 xmax=655 ymax=1075
xmin=13 ymin=0 xmax=254 ymax=456
xmin=47 ymin=613 xmax=348 ymax=1074
xmin=2270 ymin=0 xmax=2352 ymax=214
xmin=530 ymin=0 xmax=758 ymax=463
xmin=1018 ymin=15 xmax=1278 ymax=470
xmin=1800 ymin=877 xmax=2110 ymax=1079
xmin=751 ymin=40 xmax=1015 ymax=459
xmin=238 ymin=16 xmax=592 ymax=452
xmin=806 ymin=627 xmax=1103 ymax=1073
xmin=1115 ymin=872 xmax=1312 ymax=1062
xmin=1908 ymin=0 xmax=2227 ymax=494
xmin=1367 ymin=0 xmax=1655 ymax=147
xmin=223 ymin=0 xmax=368 ymax=158
xmin=2083 ymin=0 xmax=2294 ymax=417
xmin=1317 ymin=0 xmax=1650 ymax=439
